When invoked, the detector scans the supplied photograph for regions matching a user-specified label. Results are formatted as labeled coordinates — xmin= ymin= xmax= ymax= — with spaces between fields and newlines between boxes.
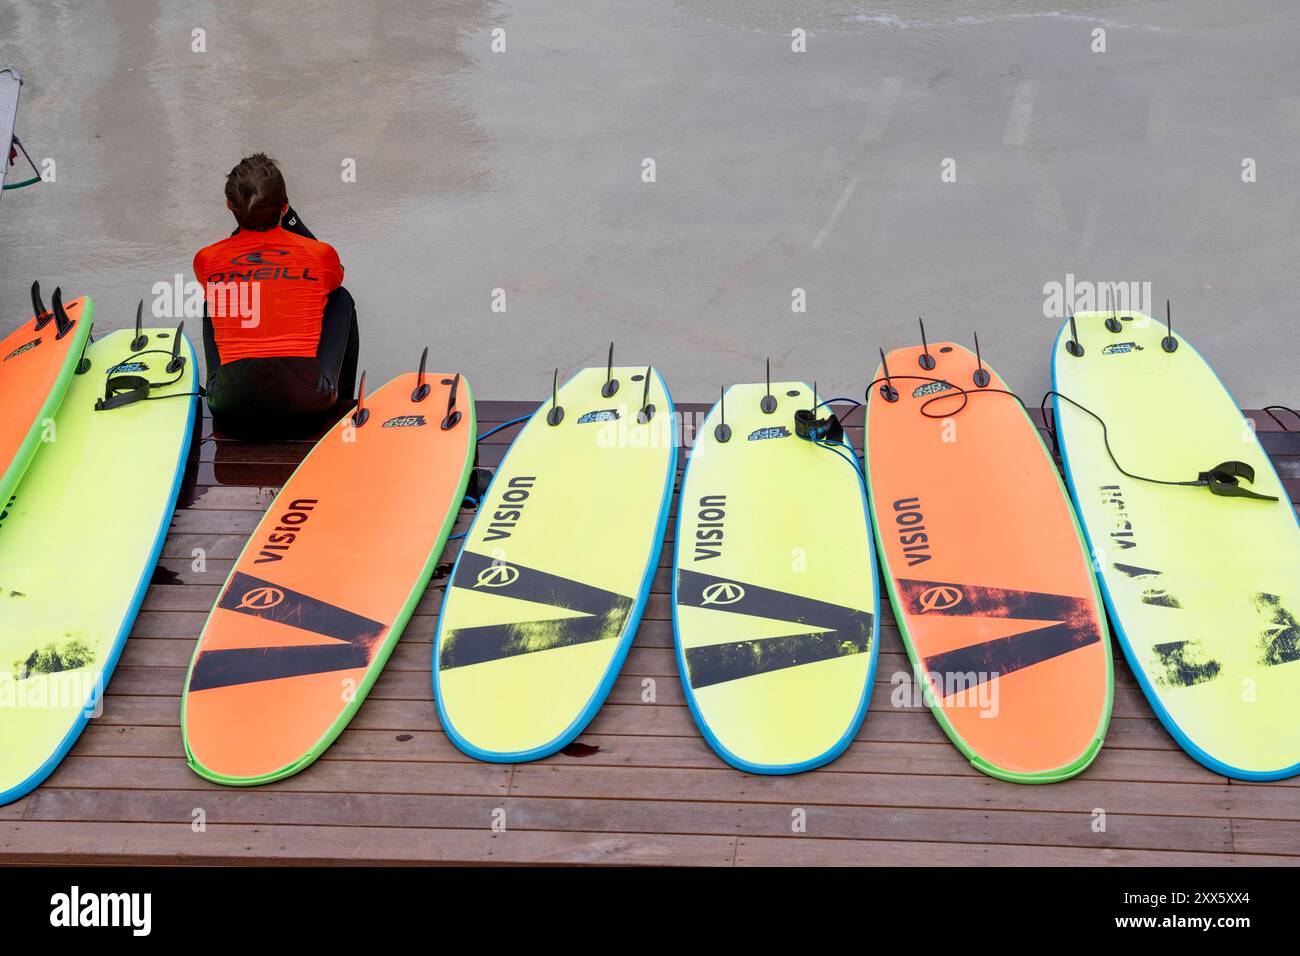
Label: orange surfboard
xmin=0 ymin=284 xmax=93 ymax=507
xmin=182 ymin=368 xmax=476 ymax=785
xmin=866 ymin=341 xmax=1112 ymax=782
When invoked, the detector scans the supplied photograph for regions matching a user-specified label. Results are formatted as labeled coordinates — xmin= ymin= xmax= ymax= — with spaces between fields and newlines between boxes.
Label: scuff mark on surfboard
xmin=1112 ymin=562 xmax=1183 ymax=608
xmin=1254 ymin=592 xmax=1300 ymax=666
xmin=1152 ymin=640 xmax=1221 ymax=688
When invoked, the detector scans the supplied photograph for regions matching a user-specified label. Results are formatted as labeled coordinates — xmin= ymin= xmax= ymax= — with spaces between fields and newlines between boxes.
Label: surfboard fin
xmin=1065 ymin=313 xmax=1084 ymax=357
xmin=546 ymin=368 xmax=564 ymax=426
xmin=1161 ymin=299 xmax=1178 ymax=353
xmin=441 ymin=372 xmax=462 ymax=430
xmin=636 ymin=366 xmax=656 ymax=423
xmin=412 ymin=347 xmax=432 ymax=402
xmin=877 ymin=348 xmax=899 ymax=402
xmin=602 ymin=342 xmax=619 ymax=398
xmin=52 ymin=288 xmax=76 ymax=340
xmin=74 ymin=336 xmax=92 ymax=375
xmin=351 ymin=371 xmax=370 ymax=427
xmin=972 ymin=332 xmax=990 ymax=387
xmin=130 ymin=300 xmax=149 ymax=352
xmin=1104 ymin=288 xmax=1123 ymax=333
xmin=761 ymin=358 xmax=777 ymax=414
xmin=918 ymin=318 xmax=936 ymax=370
xmin=1198 ymin=461 xmax=1278 ymax=501
xmin=166 ymin=321 xmax=186 ymax=373
xmin=714 ymin=385 xmax=731 ymax=443
xmin=31 ymin=280 xmax=51 ymax=330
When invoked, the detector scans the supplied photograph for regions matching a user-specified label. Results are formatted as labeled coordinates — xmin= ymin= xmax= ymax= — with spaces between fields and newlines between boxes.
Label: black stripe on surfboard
xmin=189 ymin=642 xmax=374 ymax=692
xmin=439 ymin=609 xmax=632 ymax=669
xmin=452 ymin=551 xmax=632 ymax=616
xmin=684 ymin=630 xmax=872 ymax=689
xmin=215 ymin=571 xmax=386 ymax=643
xmin=675 ymin=570 xmax=873 ymax=687
xmin=676 ymin=569 xmax=873 ymax=636
xmin=440 ymin=553 xmax=634 ymax=669
xmin=896 ymin=578 xmax=1093 ymax=623
xmin=921 ymin=619 xmax=1102 ymax=690
xmin=188 ymin=571 xmax=387 ymax=692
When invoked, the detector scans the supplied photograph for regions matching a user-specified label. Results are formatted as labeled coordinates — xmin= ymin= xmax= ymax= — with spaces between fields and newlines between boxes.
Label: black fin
xmin=547 ymin=368 xmax=564 ymax=426
xmin=918 ymin=317 xmax=936 ymax=370
xmin=714 ymin=385 xmax=731 ymax=443
xmin=131 ymin=300 xmax=148 ymax=352
xmin=441 ymin=372 xmax=462 ymax=429
xmin=602 ymin=341 xmax=619 ymax=397
xmin=31 ymin=280 xmax=50 ymax=330
xmin=972 ymin=331 xmax=990 ymax=387
xmin=52 ymin=288 xmax=76 ymax=340
xmin=760 ymin=358 xmax=777 ymax=414
xmin=412 ymin=346 xmax=432 ymax=402
xmin=878 ymin=348 xmax=899 ymax=402
xmin=352 ymin=371 xmax=370 ymax=427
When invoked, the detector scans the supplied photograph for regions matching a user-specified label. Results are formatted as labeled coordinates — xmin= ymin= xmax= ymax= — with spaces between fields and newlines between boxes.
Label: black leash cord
xmin=1262 ymin=405 xmax=1300 ymax=432
xmin=1037 ymin=389 xmax=1200 ymax=489
xmin=865 ymin=372 xmax=1275 ymax=500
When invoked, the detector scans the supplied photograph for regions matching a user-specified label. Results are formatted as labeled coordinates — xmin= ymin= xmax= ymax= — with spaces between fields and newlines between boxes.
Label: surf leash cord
xmin=477 ymin=414 xmax=529 ymax=442
xmin=3 ymin=136 xmax=41 ymax=190
xmin=864 ymin=369 xmax=1275 ymax=502
xmin=797 ymin=396 xmax=867 ymax=494
xmin=1262 ymin=405 xmax=1300 ymax=432
xmin=1037 ymin=388 xmax=1277 ymax=502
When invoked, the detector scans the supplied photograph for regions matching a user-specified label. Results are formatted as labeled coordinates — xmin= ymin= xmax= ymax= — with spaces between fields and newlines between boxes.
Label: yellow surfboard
xmin=1053 ymin=310 xmax=1300 ymax=779
xmin=674 ymin=383 xmax=878 ymax=773
xmin=434 ymin=366 xmax=676 ymax=761
xmin=0 ymin=327 xmax=197 ymax=804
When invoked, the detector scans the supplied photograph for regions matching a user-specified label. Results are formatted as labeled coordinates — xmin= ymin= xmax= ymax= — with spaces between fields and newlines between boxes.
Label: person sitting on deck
xmin=194 ymin=153 xmax=359 ymax=439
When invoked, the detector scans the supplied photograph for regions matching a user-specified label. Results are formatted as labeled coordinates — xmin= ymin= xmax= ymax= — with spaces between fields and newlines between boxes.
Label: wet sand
xmin=1 ymin=0 xmax=1297 ymax=404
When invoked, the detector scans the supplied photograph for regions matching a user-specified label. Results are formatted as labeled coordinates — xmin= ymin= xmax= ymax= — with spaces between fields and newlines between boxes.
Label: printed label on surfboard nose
xmin=3 ymin=338 xmax=40 ymax=362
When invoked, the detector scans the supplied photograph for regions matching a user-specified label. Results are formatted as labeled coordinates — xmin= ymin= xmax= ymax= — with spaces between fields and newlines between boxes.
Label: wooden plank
xmin=506 ymin=763 xmax=1300 ymax=819
xmin=733 ymin=836 xmax=1294 ymax=866
xmin=1230 ymin=818 xmax=1300 ymax=855
xmin=41 ymin=755 xmax=511 ymax=796
xmin=0 ymin=821 xmax=736 ymax=866
xmin=18 ymin=790 xmax=1235 ymax=854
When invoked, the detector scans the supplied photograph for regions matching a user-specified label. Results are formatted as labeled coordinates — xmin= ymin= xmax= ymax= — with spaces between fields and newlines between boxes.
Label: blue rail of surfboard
xmin=0 ymin=337 xmax=199 ymax=806
xmin=432 ymin=367 xmax=679 ymax=763
xmin=1050 ymin=320 xmax=1300 ymax=782
xmin=670 ymin=389 xmax=882 ymax=775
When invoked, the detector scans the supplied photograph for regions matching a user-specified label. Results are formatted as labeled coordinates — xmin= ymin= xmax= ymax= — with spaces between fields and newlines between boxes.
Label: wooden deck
xmin=1 ymin=401 xmax=1298 ymax=866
